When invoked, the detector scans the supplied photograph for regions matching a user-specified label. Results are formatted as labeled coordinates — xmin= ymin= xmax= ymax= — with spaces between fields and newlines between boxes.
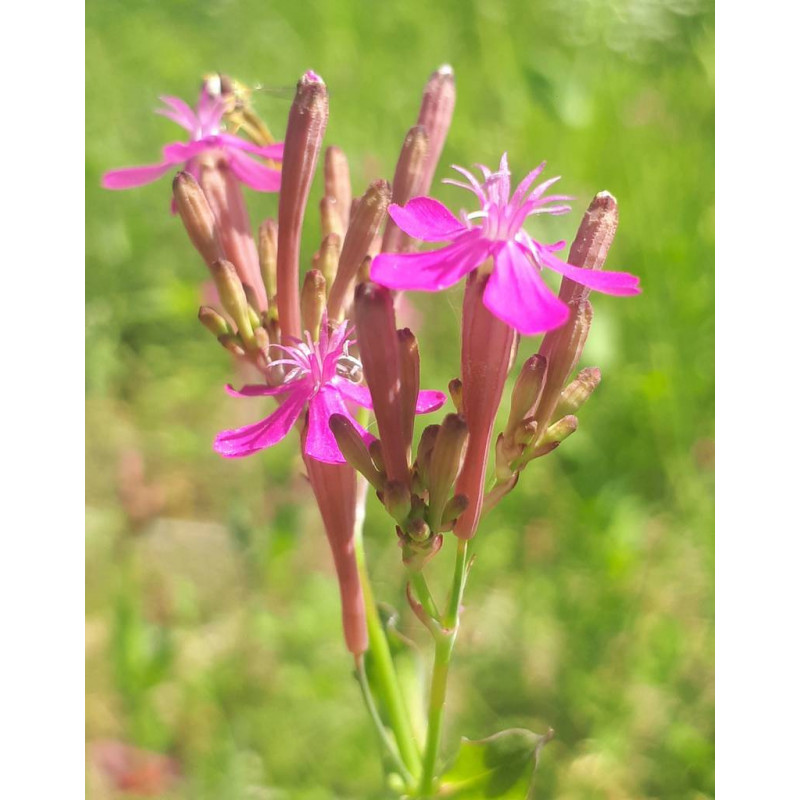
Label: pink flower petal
xmin=214 ymin=388 xmax=307 ymax=458
xmin=388 ymin=197 xmax=467 ymax=242
xmin=156 ymin=96 xmax=198 ymax=132
xmin=218 ymin=134 xmax=284 ymax=160
xmin=509 ymin=161 xmax=547 ymax=206
xmin=371 ymin=230 xmax=490 ymax=291
xmin=101 ymin=160 xmax=178 ymax=189
xmin=483 ymin=243 xmax=570 ymax=336
xmin=162 ymin=140 xmax=210 ymax=162
xmin=306 ymin=386 xmax=373 ymax=464
xmin=334 ymin=380 xmax=373 ymax=409
xmin=541 ymin=250 xmax=641 ymax=296
xmin=226 ymin=150 xmax=282 ymax=192
xmin=415 ymin=389 xmax=447 ymax=413
xmin=224 ymin=382 xmax=297 ymax=398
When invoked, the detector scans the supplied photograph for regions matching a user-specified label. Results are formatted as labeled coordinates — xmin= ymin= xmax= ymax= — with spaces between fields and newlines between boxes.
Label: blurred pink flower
xmin=102 ymin=90 xmax=283 ymax=193
xmin=214 ymin=320 xmax=445 ymax=463
xmin=371 ymin=155 xmax=640 ymax=335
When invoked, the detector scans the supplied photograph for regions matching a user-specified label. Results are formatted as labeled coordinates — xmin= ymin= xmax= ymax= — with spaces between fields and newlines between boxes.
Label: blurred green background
xmin=86 ymin=0 xmax=714 ymax=797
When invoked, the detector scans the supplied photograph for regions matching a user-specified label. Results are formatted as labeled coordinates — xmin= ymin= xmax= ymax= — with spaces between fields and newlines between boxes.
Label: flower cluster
xmin=103 ymin=65 xmax=639 ymax=660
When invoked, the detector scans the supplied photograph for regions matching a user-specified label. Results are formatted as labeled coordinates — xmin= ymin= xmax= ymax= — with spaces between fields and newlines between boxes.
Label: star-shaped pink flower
xmin=371 ymin=155 xmax=640 ymax=335
xmin=214 ymin=320 xmax=445 ymax=464
xmin=102 ymin=90 xmax=283 ymax=194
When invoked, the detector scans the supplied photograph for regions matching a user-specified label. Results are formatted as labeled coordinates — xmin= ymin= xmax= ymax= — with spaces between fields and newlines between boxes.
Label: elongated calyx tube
xmin=453 ymin=271 xmax=519 ymax=539
xmin=303 ymin=446 xmax=368 ymax=657
xmin=277 ymin=71 xmax=329 ymax=341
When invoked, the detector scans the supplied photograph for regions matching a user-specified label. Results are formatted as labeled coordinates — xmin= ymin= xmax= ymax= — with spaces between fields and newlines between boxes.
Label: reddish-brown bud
xmin=382 ymin=126 xmax=429 ymax=254
xmin=397 ymin=328 xmax=421 ymax=463
xmin=353 ymin=282 xmax=409 ymax=486
xmin=324 ymin=146 xmax=352 ymax=232
xmin=329 ymin=414 xmax=385 ymax=490
xmin=328 ymin=180 xmax=391 ymax=321
xmin=277 ymin=71 xmax=329 ymax=341
xmin=427 ymin=414 xmax=468 ymax=531
xmin=416 ymin=65 xmax=456 ymax=195
xmin=534 ymin=192 xmax=618 ymax=433
xmin=505 ymin=354 xmax=548 ymax=436
xmin=173 ymin=172 xmax=225 ymax=269
xmin=199 ymin=161 xmax=267 ymax=311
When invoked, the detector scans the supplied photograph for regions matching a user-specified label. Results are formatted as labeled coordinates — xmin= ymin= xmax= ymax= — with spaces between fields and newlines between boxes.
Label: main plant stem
xmin=354 ymin=496 xmax=422 ymax=779
xmin=418 ymin=537 xmax=470 ymax=797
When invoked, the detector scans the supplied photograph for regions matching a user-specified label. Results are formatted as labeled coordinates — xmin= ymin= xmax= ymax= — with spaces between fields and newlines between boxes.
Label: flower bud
xmin=324 ymin=146 xmax=352 ymax=231
xmin=329 ymin=414 xmax=385 ymax=490
xmin=354 ymin=282 xmax=408 ymax=486
xmin=383 ymin=480 xmax=412 ymax=525
xmin=382 ymin=125 xmax=429 ymax=254
xmin=534 ymin=192 xmax=617 ymax=433
xmin=258 ymin=219 xmax=278 ymax=304
xmin=173 ymin=172 xmax=224 ymax=269
xmin=315 ymin=233 xmax=342 ymax=289
xmin=414 ymin=424 xmax=440 ymax=491
xmin=368 ymin=439 xmax=385 ymax=474
xmin=439 ymin=494 xmax=469 ymax=531
xmin=198 ymin=305 xmax=231 ymax=338
xmin=320 ymin=196 xmax=344 ymax=239
xmin=301 ymin=269 xmax=327 ymax=340
xmin=328 ymin=180 xmax=391 ymax=321
xmin=529 ymin=415 xmax=578 ymax=461
xmin=506 ymin=355 xmax=547 ymax=435
xmin=556 ymin=367 xmax=602 ymax=417
xmin=277 ymin=71 xmax=329 ymax=342
xmin=210 ymin=259 xmax=255 ymax=346
xmin=416 ymin=65 xmax=456 ymax=195
xmin=427 ymin=414 xmax=468 ymax=531
xmin=397 ymin=328 xmax=421 ymax=462
xmin=217 ymin=333 xmax=246 ymax=357
xmin=199 ymin=161 xmax=267 ymax=311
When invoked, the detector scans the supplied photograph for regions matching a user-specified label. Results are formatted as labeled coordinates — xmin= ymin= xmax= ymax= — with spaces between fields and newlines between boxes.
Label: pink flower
xmin=371 ymin=155 xmax=640 ymax=335
xmin=214 ymin=320 xmax=445 ymax=463
xmin=102 ymin=90 xmax=283 ymax=193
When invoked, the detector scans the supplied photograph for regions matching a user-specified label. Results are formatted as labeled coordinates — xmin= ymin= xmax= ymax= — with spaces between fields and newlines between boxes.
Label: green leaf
xmin=438 ymin=728 xmax=554 ymax=799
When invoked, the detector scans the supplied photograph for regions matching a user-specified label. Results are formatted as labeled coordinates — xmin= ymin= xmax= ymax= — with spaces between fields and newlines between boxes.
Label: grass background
xmin=86 ymin=1 xmax=714 ymax=797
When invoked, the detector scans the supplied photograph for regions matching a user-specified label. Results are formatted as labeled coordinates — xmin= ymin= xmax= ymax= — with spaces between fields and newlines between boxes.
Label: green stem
xmin=355 ymin=657 xmax=415 ymax=788
xmin=418 ymin=538 xmax=470 ymax=797
xmin=410 ymin=570 xmax=440 ymax=621
xmin=354 ymin=497 xmax=422 ymax=778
